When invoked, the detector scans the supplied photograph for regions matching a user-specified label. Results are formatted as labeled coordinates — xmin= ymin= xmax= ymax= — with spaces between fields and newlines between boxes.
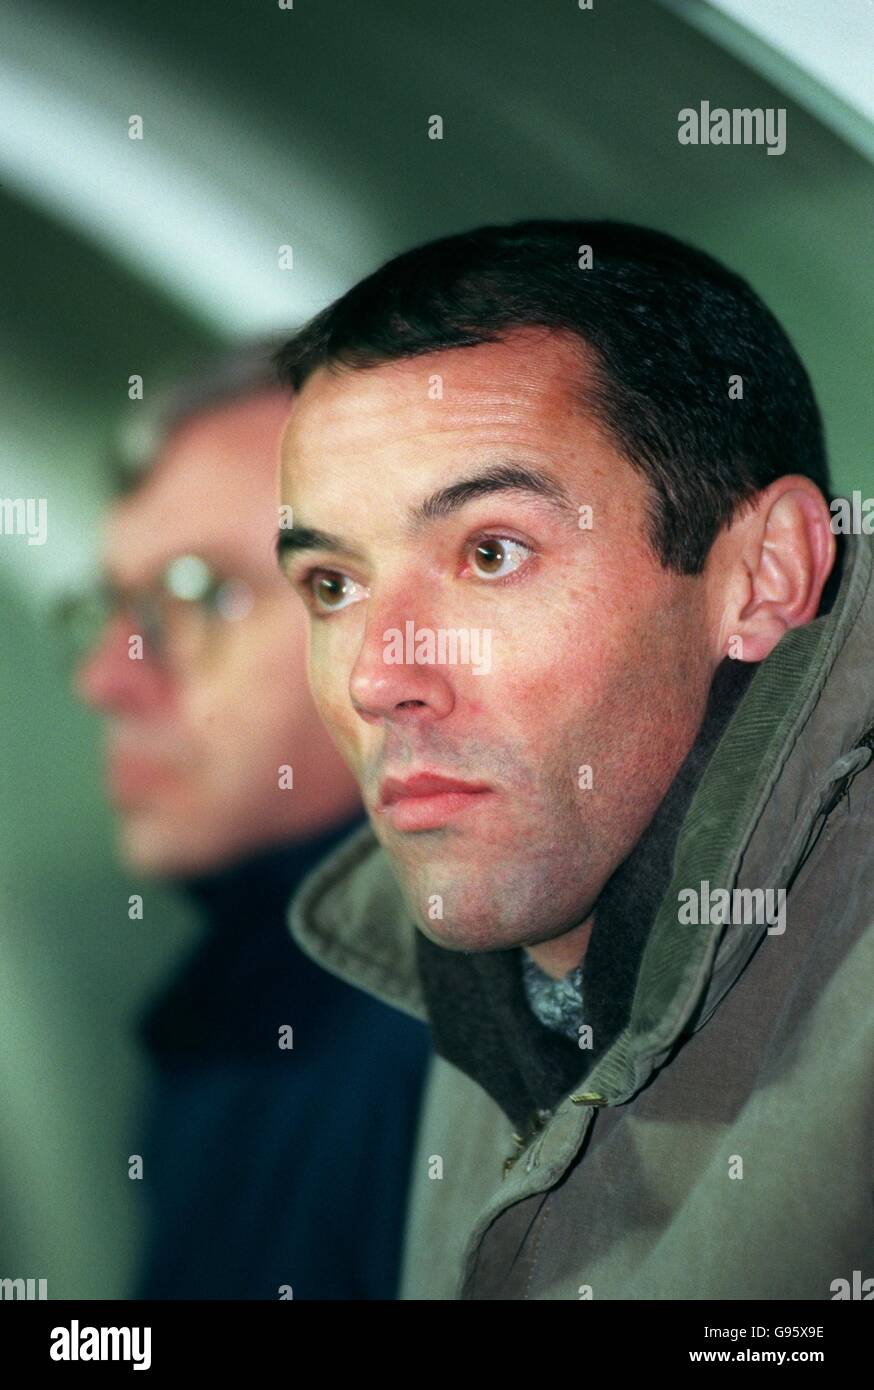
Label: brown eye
xmin=470 ymin=537 xmax=532 ymax=580
xmin=475 ymin=540 xmax=505 ymax=574
xmin=311 ymin=571 xmax=364 ymax=613
xmin=316 ymin=574 xmax=346 ymax=606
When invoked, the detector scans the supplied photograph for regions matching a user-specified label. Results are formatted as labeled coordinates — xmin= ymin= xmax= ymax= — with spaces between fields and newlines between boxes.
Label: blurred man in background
xmin=67 ymin=344 xmax=430 ymax=1299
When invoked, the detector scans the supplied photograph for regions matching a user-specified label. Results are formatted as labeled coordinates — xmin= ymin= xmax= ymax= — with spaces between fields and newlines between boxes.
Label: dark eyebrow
xmin=276 ymin=527 xmax=367 ymax=567
xmin=276 ymin=460 xmax=576 ymax=570
xmin=408 ymin=462 xmax=575 ymax=529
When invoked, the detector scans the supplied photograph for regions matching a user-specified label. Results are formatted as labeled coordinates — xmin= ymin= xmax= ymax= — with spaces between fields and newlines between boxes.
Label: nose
xmin=349 ymin=596 xmax=455 ymax=726
xmin=74 ymin=616 xmax=174 ymax=715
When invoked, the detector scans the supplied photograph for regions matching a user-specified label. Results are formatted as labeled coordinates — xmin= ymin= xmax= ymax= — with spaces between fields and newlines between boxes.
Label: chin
xmin=414 ymin=911 xmax=522 ymax=954
xmin=117 ymin=820 xmax=227 ymax=880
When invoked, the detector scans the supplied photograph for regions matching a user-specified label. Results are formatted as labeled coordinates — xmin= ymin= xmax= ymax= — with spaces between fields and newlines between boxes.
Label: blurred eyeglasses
xmin=54 ymin=554 xmax=256 ymax=670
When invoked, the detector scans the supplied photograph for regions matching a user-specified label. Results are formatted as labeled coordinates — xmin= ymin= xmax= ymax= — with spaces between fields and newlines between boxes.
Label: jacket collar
xmin=289 ymin=533 xmax=874 ymax=1109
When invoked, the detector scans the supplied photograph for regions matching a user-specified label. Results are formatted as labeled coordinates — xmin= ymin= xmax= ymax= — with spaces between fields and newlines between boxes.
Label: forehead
xmin=281 ymin=329 xmax=597 ymax=477
xmin=106 ymin=390 xmax=292 ymax=584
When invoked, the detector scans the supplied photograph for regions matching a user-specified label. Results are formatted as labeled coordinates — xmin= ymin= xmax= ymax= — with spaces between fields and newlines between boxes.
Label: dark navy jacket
xmin=132 ymin=816 xmax=430 ymax=1300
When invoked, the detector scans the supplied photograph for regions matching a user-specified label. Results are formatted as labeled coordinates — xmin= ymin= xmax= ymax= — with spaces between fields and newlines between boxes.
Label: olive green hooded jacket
xmin=289 ymin=531 xmax=874 ymax=1300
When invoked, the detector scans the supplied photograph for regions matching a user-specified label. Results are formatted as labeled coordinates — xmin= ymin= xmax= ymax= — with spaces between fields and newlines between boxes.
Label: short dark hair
xmin=274 ymin=220 xmax=830 ymax=574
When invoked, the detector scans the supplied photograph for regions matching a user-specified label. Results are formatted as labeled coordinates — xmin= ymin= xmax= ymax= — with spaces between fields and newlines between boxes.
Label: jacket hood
xmin=289 ymin=531 xmax=874 ymax=1119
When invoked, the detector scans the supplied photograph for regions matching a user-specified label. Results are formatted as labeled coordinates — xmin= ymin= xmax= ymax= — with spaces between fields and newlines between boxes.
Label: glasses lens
xmin=53 ymin=558 xmax=256 ymax=672
xmin=164 ymin=554 xmax=213 ymax=602
xmin=53 ymin=584 xmax=113 ymax=664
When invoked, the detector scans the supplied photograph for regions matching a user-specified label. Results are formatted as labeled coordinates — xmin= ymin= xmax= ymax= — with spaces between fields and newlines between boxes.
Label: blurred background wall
xmin=1 ymin=0 xmax=873 ymax=1297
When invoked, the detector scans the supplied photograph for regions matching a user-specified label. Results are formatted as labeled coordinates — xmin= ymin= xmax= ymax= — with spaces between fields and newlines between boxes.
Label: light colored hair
xmin=110 ymin=336 xmax=292 ymax=492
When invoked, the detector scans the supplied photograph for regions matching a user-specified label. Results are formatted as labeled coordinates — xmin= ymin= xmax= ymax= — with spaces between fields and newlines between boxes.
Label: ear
xmin=710 ymin=477 xmax=836 ymax=664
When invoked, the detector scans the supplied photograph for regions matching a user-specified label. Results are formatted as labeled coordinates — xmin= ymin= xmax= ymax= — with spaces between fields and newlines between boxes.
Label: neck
xmin=525 ymin=915 xmax=594 ymax=979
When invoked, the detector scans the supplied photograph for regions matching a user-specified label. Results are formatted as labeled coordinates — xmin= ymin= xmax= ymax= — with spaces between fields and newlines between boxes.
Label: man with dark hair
xmin=275 ymin=220 xmax=874 ymax=1299
xmin=69 ymin=346 xmax=430 ymax=1299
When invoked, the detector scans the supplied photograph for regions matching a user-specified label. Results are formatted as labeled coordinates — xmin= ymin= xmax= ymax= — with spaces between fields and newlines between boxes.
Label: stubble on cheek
xmin=415 ymin=590 xmax=713 ymax=948
xmin=369 ymin=689 xmax=606 ymax=951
